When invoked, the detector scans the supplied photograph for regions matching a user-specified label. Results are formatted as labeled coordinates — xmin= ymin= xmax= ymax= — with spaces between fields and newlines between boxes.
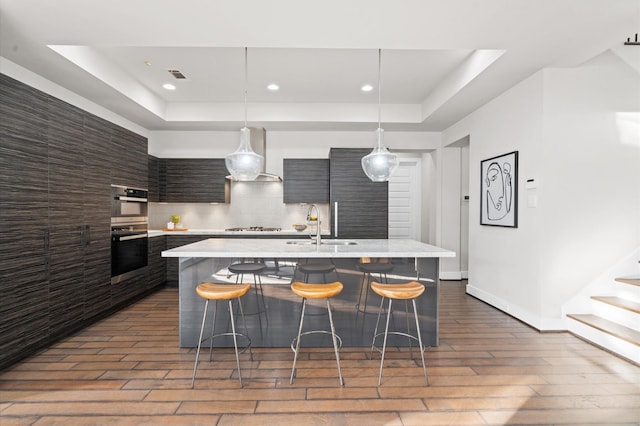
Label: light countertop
xmin=148 ymin=229 xmax=330 ymax=238
xmin=161 ymin=238 xmax=456 ymax=259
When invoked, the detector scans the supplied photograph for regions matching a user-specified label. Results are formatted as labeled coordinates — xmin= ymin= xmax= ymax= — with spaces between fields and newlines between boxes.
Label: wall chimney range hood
xmin=225 ymin=127 xmax=282 ymax=182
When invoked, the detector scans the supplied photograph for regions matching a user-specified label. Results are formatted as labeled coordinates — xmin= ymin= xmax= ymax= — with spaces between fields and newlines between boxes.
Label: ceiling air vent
xmin=168 ymin=69 xmax=187 ymax=79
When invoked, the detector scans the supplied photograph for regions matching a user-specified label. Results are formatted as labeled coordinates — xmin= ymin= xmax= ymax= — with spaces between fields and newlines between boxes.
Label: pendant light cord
xmin=244 ymin=47 xmax=248 ymax=128
xmin=377 ymin=48 xmax=381 ymax=132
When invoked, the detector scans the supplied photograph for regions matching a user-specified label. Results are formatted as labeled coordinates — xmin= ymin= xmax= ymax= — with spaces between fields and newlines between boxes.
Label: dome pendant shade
xmin=225 ymin=126 xmax=264 ymax=181
xmin=361 ymin=49 xmax=397 ymax=182
xmin=361 ymin=128 xmax=398 ymax=182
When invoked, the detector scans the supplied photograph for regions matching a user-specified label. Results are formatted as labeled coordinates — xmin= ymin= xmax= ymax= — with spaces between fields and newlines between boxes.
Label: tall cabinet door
xmin=0 ymin=74 xmax=50 ymax=362
xmin=329 ymin=148 xmax=388 ymax=239
xmin=83 ymin=114 xmax=112 ymax=320
xmin=47 ymin=97 xmax=86 ymax=336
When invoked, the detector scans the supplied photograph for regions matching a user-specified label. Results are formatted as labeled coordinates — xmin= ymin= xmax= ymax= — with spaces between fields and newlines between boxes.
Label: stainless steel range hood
xmin=225 ymin=127 xmax=282 ymax=182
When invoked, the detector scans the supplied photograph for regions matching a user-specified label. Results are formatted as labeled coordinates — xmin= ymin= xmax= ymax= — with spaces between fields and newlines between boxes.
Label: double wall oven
xmin=111 ymin=185 xmax=148 ymax=284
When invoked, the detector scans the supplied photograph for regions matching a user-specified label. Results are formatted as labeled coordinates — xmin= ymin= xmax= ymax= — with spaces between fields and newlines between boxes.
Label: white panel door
xmin=388 ymin=159 xmax=421 ymax=239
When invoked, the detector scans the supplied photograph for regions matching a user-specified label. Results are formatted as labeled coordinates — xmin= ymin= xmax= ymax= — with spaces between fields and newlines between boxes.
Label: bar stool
xmin=297 ymin=262 xmax=337 ymax=283
xmin=191 ymin=282 xmax=253 ymax=388
xmin=356 ymin=258 xmax=394 ymax=318
xmin=290 ymin=281 xmax=344 ymax=386
xmin=228 ymin=262 xmax=267 ymax=327
xmin=370 ymin=281 xmax=428 ymax=386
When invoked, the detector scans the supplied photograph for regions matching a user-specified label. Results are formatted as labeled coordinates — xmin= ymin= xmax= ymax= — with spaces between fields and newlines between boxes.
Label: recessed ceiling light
xmin=267 ymin=83 xmax=279 ymax=91
xmin=163 ymin=83 xmax=176 ymax=91
xmin=361 ymin=84 xmax=374 ymax=92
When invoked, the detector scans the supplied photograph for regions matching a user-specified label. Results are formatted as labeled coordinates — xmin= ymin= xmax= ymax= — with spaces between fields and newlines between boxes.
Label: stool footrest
xmin=199 ymin=332 xmax=252 ymax=356
xmin=290 ymin=330 xmax=343 ymax=353
xmin=371 ymin=331 xmax=423 ymax=356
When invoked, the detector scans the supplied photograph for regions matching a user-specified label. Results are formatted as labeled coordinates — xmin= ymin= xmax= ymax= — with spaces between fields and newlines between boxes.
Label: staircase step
xmin=592 ymin=296 xmax=640 ymax=314
xmin=567 ymin=314 xmax=640 ymax=346
xmin=615 ymin=275 xmax=640 ymax=286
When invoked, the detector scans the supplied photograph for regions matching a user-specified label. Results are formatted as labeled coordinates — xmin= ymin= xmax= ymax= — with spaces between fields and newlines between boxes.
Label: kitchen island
xmin=162 ymin=238 xmax=455 ymax=348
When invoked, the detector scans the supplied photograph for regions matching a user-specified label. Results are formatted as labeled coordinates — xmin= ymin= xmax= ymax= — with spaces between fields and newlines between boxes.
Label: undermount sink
xmin=321 ymin=240 xmax=357 ymax=245
xmin=285 ymin=240 xmax=357 ymax=246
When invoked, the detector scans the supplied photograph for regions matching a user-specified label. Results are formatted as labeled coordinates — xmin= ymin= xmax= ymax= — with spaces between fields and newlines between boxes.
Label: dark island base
xmin=188 ymin=258 xmax=438 ymax=348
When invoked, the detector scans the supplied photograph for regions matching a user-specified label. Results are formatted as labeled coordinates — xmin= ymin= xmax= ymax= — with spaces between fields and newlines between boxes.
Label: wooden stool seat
xmin=192 ymin=282 xmax=253 ymax=388
xmin=370 ymin=280 xmax=428 ymax=386
xmin=371 ymin=281 xmax=424 ymax=300
xmin=196 ymin=283 xmax=251 ymax=300
xmin=291 ymin=281 xmax=343 ymax=299
xmin=290 ymin=280 xmax=344 ymax=386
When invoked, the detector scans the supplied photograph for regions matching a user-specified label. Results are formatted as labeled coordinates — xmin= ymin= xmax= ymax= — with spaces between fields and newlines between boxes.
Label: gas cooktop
xmin=225 ymin=226 xmax=282 ymax=232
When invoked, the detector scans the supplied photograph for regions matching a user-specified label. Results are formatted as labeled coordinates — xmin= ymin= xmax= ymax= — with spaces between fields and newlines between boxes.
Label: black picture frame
xmin=480 ymin=151 xmax=518 ymax=228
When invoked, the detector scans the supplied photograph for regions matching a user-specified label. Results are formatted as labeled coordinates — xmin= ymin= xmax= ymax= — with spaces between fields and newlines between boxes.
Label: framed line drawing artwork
xmin=480 ymin=151 xmax=518 ymax=228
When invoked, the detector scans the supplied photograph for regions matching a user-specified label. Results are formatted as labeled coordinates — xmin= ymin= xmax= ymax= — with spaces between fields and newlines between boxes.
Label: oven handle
xmin=117 ymin=234 xmax=148 ymax=241
xmin=115 ymin=196 xmax=148 ymax=202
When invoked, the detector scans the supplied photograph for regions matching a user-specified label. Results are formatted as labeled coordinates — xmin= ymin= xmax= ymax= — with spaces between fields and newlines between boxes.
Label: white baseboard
xmin=440 ymin=271 xmax=463 ymax=281
xmin=466 ymin=284 xmax=566 ymax=331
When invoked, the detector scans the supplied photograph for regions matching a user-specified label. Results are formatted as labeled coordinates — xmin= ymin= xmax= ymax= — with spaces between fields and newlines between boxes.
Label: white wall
xmin=443 ymin=50 xmax=640 ymax=330
xmin=538 ymin=51 xmax=640 ymax=323
xmin=439 ymin=146 xmax=462 ymax=279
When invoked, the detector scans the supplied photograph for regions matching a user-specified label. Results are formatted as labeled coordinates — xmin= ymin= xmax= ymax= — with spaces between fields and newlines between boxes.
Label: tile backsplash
xmin=149 ymin=181 xmax=329 ymax=231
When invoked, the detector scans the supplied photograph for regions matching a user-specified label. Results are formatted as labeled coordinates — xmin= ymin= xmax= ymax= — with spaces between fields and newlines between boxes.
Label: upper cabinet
xmin=283 ymin=159 xmax=330 ymax=203
xmin=148 ymin=155 xmax=160 ymax=202
xmin=110 ymin=127 xmax=148 ymax=190
xmin=158 ymin=158 xmax=230 ymax=203
xmin=329 ymin=148 xmax=388 ymax=239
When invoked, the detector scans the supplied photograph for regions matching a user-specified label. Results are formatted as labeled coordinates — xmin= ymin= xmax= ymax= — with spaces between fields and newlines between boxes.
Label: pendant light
xmin=361 ymin=49 xmax=398 ymax=182
xmin=225 ymin=47 xmax=264 ymax=181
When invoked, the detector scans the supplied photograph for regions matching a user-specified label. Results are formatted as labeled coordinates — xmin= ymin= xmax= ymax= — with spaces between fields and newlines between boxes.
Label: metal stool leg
xmin=370 ymin=296 xmax=386 ymax=358
xmin=290 ymin=298 xmax=307 ymax=384
xmin=378 ymin=298 xmax=393 ymax=386
xmin=227 ymin=298 xmax=243 ymax=387
xmin=192 ymin=299 xmax=209 ymax=388
xmin=234 ymin=271 xmax=266 ymax=331
xmin=412 ymin=298 xmax=428 ymax=385
xmin=326 ymin=298 xmax=344 ymax=386
xmin=255 ymin=273 xmax=268 ymax=325
xmin=359 ymin=272 xmax=371 ymax=318
xmin=208 ymin=300 xmax=219 ymax=361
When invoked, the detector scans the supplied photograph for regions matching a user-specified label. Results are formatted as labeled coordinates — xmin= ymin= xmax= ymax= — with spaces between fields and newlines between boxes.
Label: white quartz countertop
xmin=148 ymin=229 xmax=329 ymax=237
xmin=161 ymin=238 xmax=456 ymax=259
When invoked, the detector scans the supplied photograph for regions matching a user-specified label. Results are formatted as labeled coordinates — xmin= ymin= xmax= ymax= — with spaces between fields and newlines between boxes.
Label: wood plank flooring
xmin=1 ymin=281 xmax=639 ymax=425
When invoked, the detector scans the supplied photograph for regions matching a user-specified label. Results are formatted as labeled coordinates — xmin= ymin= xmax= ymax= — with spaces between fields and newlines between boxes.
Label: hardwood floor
xmin=1 ymin=281 xmax=639 ymax=425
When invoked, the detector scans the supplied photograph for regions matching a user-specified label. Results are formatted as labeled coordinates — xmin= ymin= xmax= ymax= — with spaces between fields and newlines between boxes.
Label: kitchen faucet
xmin=306 ymin=204 xmax=321 ymax=244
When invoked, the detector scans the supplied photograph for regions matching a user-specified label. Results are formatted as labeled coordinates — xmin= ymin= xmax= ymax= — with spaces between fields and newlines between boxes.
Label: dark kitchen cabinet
xmin=0 ymin=74 xmax=51 ymax=367
xmin=148 ymin=236 xmax=167 ymax=288
xmin=148 ymin=155 xmax=160 ymax=202
xmin=47 ymin=97 xmax=87 ymax=336
xmin=83 ymin=114 xmax=113 ymax=320
xmin=0 ymin=74 xmax=154 ymax=370
xmin=111 ymin=127 xmax=148 ymax=190
xmin=329 ymin=148 xmax=388 ymax=239
xmin=159 ymin=158 xmax=230 ymax=203
xmin=283 ymin=159 xmax=330 ymax=203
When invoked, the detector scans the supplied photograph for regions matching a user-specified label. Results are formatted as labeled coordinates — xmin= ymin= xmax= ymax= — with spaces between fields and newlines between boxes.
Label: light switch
xmin=528 ymin=194 xmax=537 ymax=208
